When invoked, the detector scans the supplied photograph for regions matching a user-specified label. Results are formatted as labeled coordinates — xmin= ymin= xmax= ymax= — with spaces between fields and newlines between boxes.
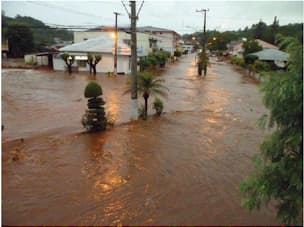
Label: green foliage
xmin=182 ymin=19 xmax=302 ymax=45
xmin=153 ymin=98 xmax=164 ymax=115
xmin=84 ymin=81 xmax=103 ymax=98
xmin=87 ymin=53 xmax=102 ymax=62
xmin=2 ymin=13 xmax=73 ymax=52
xmin=243 ymin=40 xmax=263 ymax=57
xmin=240 ymin=36 xmax=303 ymax=225
xmin=254 ymin=60 xmax=271 ymax=73
xmin=6 ymin=23 xmax=34 ymax=57
xmin=183 ymin=50 xmax=189 ymax=55
xmin=124 ymin=72 xmax=168 ymax=119
xmin=174 ymin=50 xmax=182 ymax=57
xmin=87 ymin=53 xmax=102 ymax=74
xmin=139 ymin=50 xmax=171 ymax=71
xmin=244 ymin=54 xmax=258 ymax=65
xmin=82 ymin=82 xmax=107 ymax=131
xmin=61 ymin=53 xmax=74 ymax=73
xmin=231 ymin=56 xmax=246 ymax=67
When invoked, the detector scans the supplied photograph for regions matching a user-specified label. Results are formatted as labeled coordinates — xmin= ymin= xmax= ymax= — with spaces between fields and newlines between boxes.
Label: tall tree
xmin=270 ymin=16 xmax=279 ymax=44
xmin=6 ymin=23 xmax=34 ymax=57
xmin=240 ymin=35 xmax=303 ymax=225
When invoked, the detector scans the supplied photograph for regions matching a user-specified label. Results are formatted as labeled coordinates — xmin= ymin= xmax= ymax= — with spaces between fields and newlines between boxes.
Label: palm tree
xmin=124 ymin=72 xmax=168 ymax=119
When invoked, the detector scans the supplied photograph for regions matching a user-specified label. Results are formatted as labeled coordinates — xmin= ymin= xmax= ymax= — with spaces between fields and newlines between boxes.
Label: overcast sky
xmin=2 ymin=1 xmax=303 ymax=34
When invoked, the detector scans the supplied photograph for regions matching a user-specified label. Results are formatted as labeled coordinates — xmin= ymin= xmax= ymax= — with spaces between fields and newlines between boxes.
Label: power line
xmin=26 ymin=1 xmax=105 ymax=20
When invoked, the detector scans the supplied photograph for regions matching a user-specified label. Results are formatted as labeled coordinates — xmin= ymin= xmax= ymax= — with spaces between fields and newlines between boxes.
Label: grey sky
xmin=2 ymin=1 xmax=303 ymax=34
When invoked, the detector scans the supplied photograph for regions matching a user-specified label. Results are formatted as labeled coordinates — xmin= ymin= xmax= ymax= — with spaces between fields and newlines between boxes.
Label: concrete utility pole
xmin=121 ymin=0 xmax=144 ymax=120
xmin=196 ymin=8 xmax=209 ymax=76
xmin=130 ymin=1 xmax=138 ymax=120
xmin=114 ymin=12 xmax=120 ymax=76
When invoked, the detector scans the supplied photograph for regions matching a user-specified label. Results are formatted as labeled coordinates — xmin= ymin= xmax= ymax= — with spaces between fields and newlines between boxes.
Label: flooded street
xmin=2 ymin=54 xmax=278 ymax=225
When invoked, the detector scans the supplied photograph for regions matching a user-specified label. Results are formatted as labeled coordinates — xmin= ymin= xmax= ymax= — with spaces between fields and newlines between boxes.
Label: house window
xmin=83 ymin=38 xmax=88 ymax=41
xmin=78 ymin=60 xmax=87 ymax=68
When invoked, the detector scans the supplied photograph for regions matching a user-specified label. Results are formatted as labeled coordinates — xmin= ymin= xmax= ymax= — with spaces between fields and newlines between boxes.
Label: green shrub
xmin=84 ymin=81 xmax=103 ymax=98
xmin=231 ymin=56 xmax=246 ymax=68
xmin=153 ymin=98 xmax=164 ymax=115
xmin=174 ymin=50 xmax=182 ymax=57
xmin=244 ymin=54 xmax=258 ymax=64
xmin=254 ymin=60 xmax=271 ymax=73
xmin=183 ymin=50 xmax=189 ymax=55
xmin=82 ymin=82 xmax=107 ymax=131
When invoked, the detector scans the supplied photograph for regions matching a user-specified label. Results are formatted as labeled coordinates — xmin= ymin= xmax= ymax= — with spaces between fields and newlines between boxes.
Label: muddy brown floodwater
xmin=2 ymin=54 xmax=279 ymax=225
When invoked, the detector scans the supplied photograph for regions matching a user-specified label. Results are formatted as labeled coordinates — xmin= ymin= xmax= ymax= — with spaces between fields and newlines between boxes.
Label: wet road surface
xmin=2 ymin=54 xmax=278 ymax=225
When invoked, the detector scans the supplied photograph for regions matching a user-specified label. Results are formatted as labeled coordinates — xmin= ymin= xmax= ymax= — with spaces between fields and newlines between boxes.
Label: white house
xmin=53 ymin=34 xmax=133 ymax=74
xmin=137 ymin=26 xmax=181 ymax=55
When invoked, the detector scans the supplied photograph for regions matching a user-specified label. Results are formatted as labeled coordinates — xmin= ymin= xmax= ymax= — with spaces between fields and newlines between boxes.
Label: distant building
xmin=227 ymin=39 xmax=279 ymax=57
xmin=53 ymin=25 xmax=180 ymax=73
xmin=249 ymin=48 xmax=289 ymax=68
xmin=74 ymin=26 xmax=181 ymax=56
xmin=227 ymin=40 xmax=244 ymax=57
xmin=255 ymin=39 xmax=278 ymax=50
xmin=53 ymin=34 xmax=133 ymax=74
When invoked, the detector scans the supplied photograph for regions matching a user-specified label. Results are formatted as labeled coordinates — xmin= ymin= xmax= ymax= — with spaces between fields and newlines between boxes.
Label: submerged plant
xmin=82 ymin=81 xmax=107 ymax=131
xmin=153 ymin=98 xmax=164 ymax=115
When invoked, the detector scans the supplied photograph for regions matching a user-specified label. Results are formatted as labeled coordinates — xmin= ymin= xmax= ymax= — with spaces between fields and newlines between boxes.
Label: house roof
xmin=255 ymin=39 xmax=278 ymax=50
xmin=59 ymin=35 xmax=131 ymax=55
xmin=249 ymin=48 xmax=289 ymax=61
xmin=87 ymin=25 xmax=180 ymax=37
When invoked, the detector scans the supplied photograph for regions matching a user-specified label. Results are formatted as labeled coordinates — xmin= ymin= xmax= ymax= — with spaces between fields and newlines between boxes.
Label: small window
xmin=78 ymin=60 xmax=87 ymax=67
xmin=83 ymin=38 xmax=88 ymax=41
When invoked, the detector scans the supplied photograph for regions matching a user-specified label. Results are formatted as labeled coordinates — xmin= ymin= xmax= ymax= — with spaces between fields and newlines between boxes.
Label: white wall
xmin=96 ymin=54 xmax=130 ymax=74
xmin=37 ymin=56 xmax=49 ymax=66
xmin=53 ymin=54 xmax=67 ymax=71
xmin=53 ymin=52 xmax=131 ymax=74
xmin=74 ymin=31 xmax=153 ymax=57
xmin=150 ymin=32 xmax=175 ymax=55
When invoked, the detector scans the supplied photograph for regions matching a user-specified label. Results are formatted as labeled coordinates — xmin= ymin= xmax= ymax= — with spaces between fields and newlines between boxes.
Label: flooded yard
xmin=2 ymin=54 xmax=279 ymax=225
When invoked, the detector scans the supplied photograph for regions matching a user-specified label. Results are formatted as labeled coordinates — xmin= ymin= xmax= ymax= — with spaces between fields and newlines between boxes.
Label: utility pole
xmin=130 ymin=1 xmax=138 ymax=120
xmin=121 ymin=0 xmax=144 ymax=120
xmin=196 ymin=8 xmax=209 ymax=76
xmin=113 ymin=12 xmax=120 ymax=76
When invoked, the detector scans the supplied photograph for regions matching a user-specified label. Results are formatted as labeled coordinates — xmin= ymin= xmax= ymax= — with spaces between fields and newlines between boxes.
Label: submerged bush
xmin=82 ymin=82 xmax=107 ymax=131
xmin=153 ymin=98 xmax=164 ymax=115
xmin=254 ymin=60 xmax=271 ymax=73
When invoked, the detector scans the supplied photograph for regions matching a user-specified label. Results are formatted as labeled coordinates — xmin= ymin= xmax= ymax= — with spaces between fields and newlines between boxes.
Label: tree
xmin=61 ymin=53 xmax=74 ymax=74
xmin=124 ymin=72 xmax=168 ymax=119
xmin=87 ymin=54 xmax=102 ymax=75
xmin=270 ymin=16 xmax=279 ymax=44
xmin=240 ymin=35 xmax=303 ymax=225
xmin=6 ymin=23 xmax=34 ymax=57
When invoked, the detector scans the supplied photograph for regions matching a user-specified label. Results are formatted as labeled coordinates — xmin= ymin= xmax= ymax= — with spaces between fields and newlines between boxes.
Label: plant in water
xmin=153 ymin=98 xmax=164 ymax=115
xmin=240 ymin=35 xmax=303 ymax=225
xmin=124 ymin=72 xmax=168 ymax=119
xmin=61 ymin=52 xmax=74 ymax=74
xmin=87 ymin=53 xmax=102 ymax=75
xmin=82 ymin=81 xmax=107 ymax=131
